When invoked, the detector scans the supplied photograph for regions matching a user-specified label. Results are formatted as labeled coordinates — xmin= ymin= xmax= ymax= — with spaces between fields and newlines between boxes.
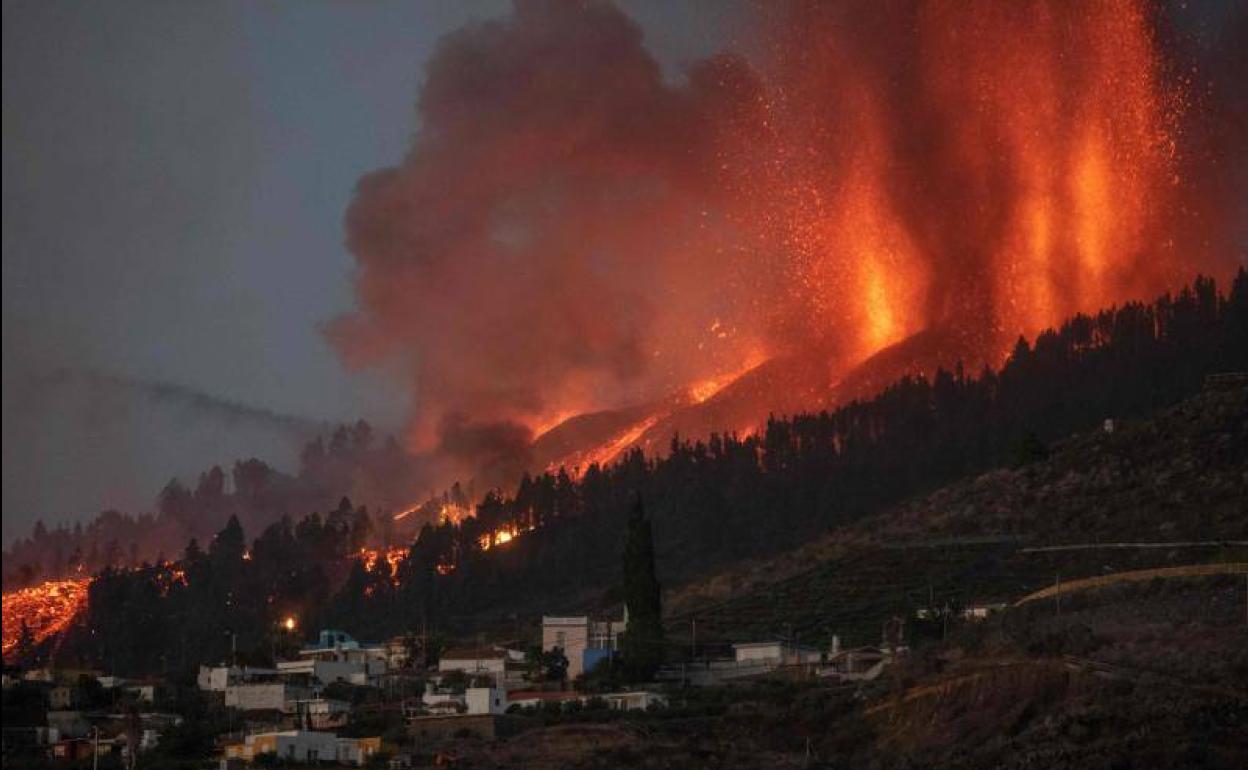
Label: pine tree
xmin=621 ymin=496 xmax=663 ymax=681
xmin=209 ymin=516 xmax=246 ymax=563
xmin=15 ymin=619 xmax=36 ymax=667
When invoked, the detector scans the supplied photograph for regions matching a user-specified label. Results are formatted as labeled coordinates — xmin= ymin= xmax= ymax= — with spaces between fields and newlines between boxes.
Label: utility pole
xmin=92 ymin=726 xmax=99 ymax=770
xmin=690 ymin=618 xmax=696 ymax=662
xmin=1055 ymin=573 xmax=1062 ymax=617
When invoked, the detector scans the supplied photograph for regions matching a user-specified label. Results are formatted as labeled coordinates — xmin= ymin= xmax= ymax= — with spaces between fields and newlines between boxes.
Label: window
xmin=555 ymin=631 xmax=566 ymax=649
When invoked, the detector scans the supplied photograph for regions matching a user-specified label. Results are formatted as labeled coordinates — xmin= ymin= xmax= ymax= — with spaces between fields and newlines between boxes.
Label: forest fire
xmin=478 ymin=523 xmax=535 ymax=551
xmin=357 ymin=546 xmax=407 ymax=578
xmin=2 ymin=578 xmax=91 ymax=658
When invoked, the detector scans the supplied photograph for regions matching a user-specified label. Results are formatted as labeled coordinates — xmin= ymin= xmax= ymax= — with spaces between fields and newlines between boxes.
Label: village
xmin=0 ymin=598 xmax=1001 ymax=768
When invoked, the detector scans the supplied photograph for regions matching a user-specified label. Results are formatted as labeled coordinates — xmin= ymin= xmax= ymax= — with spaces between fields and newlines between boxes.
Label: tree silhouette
xmin=621 ymin=496 xmax=663 ymax=681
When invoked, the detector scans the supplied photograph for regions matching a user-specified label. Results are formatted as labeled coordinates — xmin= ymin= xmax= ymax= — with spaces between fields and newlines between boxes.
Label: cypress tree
xmin=15 ymin=619 xmax=36 ymax=667
xmin=621 ymin=496 xmax=663 ymax=681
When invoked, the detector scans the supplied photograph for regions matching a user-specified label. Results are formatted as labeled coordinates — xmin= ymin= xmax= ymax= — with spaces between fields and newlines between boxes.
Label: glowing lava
xmin=333 ymin=0 xmax=1228 ymax=491
xmin=579 ymin=414 xmax=661 ymax=470
xmin=2 ymin=578 xmax=91 ymax=658
xmin=688 ymin=354 xmax=768 ymax=405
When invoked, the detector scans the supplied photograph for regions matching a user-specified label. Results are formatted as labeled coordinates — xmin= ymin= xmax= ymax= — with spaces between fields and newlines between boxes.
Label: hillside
xmin=25 ymin=275 xmax=1246 ymax=677
xmin=861 ymin=379 xmax=1248 ymax=544
xmin=372 ymin=574 xmax=1245 ymax=770
xmin=666 ymin=381 xmax=1248 ymax=647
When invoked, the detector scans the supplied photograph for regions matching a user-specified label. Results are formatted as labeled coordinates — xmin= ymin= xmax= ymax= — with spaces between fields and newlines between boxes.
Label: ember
xmin=479 ymin=523 xmax=534 ymax=551
xmin=356 ymin=546 xmax=408 ymax=580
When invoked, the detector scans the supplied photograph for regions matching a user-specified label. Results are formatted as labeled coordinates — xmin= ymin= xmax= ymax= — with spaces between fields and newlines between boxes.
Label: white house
xmin=222 ymin=730 xmax=380 ymax=766
xmin=465 ymin=686 xmax=508 ymax=715
xmin=731 ymin=641 xmax=822 ymax=665
xmin=290 ymin=698 xmax=352 ymax=729
xmin=224 ymin=682 xmax=314 ymax=712
xmin=437 ymin=647 xmax=508 ymax=682
xmin=602 ymin=691 xmax=667 ymax=711
xmin=196 ymin=665 xmax=277 ymax=692
xmin=505 ymin=690 xmax=665 ymax=712
xmin=336 ymin=736 xmax=382 ymax=765
xmin=276 ymin=629 xmax=388 ymax=687
xmin=225 ymin=730 xmax=334 ymax=763
xmin=542 ymin=613 xmax=627 ymax=679
xmin=277 ymin=658 xmax=370 ymax=686
xmin=824 ymin=645 xmax=893 ymax=681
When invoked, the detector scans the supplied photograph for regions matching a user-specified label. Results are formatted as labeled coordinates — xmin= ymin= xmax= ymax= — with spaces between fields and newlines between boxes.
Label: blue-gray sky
xmin=2 ymin=1 xmax=738 ymax=543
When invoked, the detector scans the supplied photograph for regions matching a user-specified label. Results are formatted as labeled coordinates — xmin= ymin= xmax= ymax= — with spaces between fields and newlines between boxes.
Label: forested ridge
xmin=41 ymin=271 xmax=1248 ymax=674
xmin=2 ymin=419 xmax=419 ymax=590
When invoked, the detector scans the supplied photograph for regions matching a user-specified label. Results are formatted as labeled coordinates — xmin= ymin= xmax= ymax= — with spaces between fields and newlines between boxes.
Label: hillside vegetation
xmin=36 ymin=273 xmax=1248 ymax=675
xmin=668 ymin=382 xmax=1247 ymax=647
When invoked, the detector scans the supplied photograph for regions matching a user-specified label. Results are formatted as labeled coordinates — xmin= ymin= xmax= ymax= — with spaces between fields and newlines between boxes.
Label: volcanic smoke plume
xmin=331 ymin=0 xmax=1242 ymax=479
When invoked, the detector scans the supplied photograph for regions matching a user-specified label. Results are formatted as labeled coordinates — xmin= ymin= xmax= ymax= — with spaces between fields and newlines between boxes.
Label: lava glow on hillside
xmin=332 ymin=0 xmax=1236 ymax=488
xmin=1 ymin=578 xmax=90 ymax=658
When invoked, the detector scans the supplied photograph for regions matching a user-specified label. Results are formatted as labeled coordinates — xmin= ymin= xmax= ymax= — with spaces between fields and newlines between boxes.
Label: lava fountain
xmin=333 ymin=0 xmax=1235 ymax=487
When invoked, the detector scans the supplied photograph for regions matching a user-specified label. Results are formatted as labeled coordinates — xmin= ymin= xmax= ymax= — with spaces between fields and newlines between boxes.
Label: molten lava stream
xmin=2 ymin=577 xmax=91 ymax=657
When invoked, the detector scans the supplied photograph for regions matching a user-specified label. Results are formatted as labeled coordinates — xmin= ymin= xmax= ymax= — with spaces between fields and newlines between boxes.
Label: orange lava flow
xmin=2 ymin=578 xmax=92 ymax=657
xmin=581 ymin=413 xmax=662 ymax=470
xmin=688 ymin=352 xmax=768 ymax=405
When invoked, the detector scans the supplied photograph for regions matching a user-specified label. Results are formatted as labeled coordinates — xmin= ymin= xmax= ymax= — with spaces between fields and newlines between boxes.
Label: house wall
xmin=197 ymin=666 xmax=230 ymax=691
xmin=278 ymin=658 xmax=366 ymax=685
xmin=733 ymin=644 xmax=784 ymax=663
xmin=465 ymin=687 xmax=508 ymax=715
xmin=225 ymin=683 xmax=311 ymax=712
xmin=604 ymin=691 xmax=667 ymax=711
xmin=438 ymin=657 xmax=506 ymax=679
xmin=543 ymin=617 xmax=590 ymax=678
xmin=246 ymin=734 xmax=278 ymax=759
xmin=338 ymin=736 xmax=381 ymax=766
xmin=274 ymin=732 xmax=338 ymax=762
xmin=788 ymin=648 xmax=823 ymax=665
xmin=198 ymin=665 xmax=275 ymax=691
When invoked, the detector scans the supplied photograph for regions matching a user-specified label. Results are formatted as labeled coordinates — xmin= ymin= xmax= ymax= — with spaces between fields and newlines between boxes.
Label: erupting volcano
xmin=333 ymin=0 xmax=1239 ymax=489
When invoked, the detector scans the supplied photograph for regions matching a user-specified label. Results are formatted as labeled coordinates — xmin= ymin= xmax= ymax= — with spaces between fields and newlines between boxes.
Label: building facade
xmin=542 ymin=613 xmax=626 ymax=679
